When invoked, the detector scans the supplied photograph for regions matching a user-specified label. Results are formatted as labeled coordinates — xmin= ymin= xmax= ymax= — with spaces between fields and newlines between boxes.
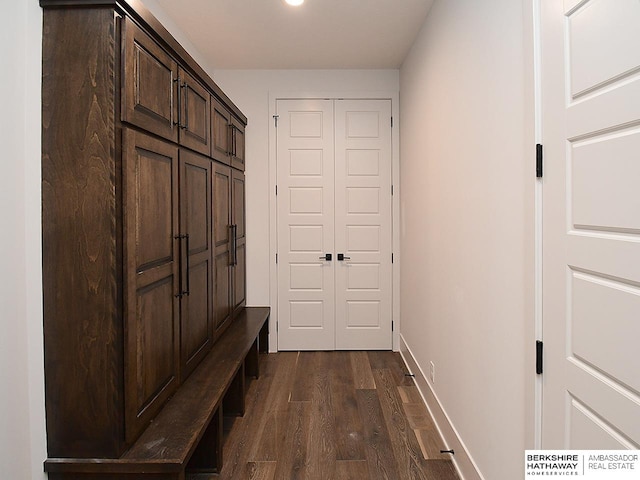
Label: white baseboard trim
xmin=399 ymin=334 xmax=484 ymax=480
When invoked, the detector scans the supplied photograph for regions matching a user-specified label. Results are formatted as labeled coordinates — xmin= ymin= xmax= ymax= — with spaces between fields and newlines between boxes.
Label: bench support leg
xmin=223 ymin=364 xmax=245 ymax=416
xmin=186 ymin=407 xmax=223 ymax=474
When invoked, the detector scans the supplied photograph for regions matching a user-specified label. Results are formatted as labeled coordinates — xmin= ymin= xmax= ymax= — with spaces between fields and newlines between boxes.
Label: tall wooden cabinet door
xmin=179 ymin=150 xmax=214 ymax=377
xmin=123 ymin=129 xmax=181 ymax=443
xmin=230 ymin=117 xmax=245 ymax=171
xmin=122 ymin=17 xmax=178 ymax=143
xmin=232 ymin=169 xmax=246 ymax=314
xmin=178 ymin=68 xmax=211 ymax=156
xmin=213 ymin=163 xmax=233 ymax=338
xmin=211 ymin=97 xmax=232 ymax=165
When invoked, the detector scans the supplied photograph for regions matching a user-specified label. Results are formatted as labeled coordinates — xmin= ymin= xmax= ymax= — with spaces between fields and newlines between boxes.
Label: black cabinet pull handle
xmin=184 ymin=234 xmax=190 ymax=296
xmin=172 ymin=77 xmax=180 ymax=127
xmin=319 ymin=253 xmax=332 ymax=261
xmin=181 ymin=82 xmax=189 ymax=130
xmin=174 ymin=234 xmax=185 ymax=297
xmin=337 ymin=253 xmax=351 ymax=261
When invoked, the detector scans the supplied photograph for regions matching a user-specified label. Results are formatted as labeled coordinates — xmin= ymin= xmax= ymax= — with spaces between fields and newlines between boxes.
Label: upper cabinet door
xmin=230 ymin=116 xmax=245 ymax=171
xmin=211 ymin=97 xmax=232 ymax=165
xmin=178 ymin=68 xmax=211 ymax=156
xmin=122 ymin=18 xmax=178 ymax=143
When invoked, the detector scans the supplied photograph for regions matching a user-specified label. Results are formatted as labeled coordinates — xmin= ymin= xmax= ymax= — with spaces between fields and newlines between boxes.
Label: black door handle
xmin=319 ymin=253 xmax=332 ymax=261
xmin=337 ymin=253 xmax=351 ymax=261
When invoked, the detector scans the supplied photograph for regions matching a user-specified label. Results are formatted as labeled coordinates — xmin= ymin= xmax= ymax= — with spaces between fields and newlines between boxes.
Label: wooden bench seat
xmin=45 ymin=307 xmax=270 ymax=480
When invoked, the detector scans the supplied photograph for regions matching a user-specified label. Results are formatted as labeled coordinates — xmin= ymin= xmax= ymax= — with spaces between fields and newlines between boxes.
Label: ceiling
xmin=150 ymin=0 xmax=434 ymax=69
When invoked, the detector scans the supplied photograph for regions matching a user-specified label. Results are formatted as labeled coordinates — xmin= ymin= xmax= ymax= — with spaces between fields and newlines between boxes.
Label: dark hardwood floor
xmin=204 ymin=351 xmax=459 ymax=480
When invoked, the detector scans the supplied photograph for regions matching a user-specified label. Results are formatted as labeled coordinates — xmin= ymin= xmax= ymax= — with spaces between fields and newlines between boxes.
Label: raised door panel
xmin=180 ymin=150 xmax=214 ymax=377
xmin=211 ymin=97 xmax=232 ymax=165
xmin=213 ymin=163 xmax=233 ymax=337
xmin=230 ymin=116 xmax=245 ymax=171
xmin=123 ymin=129 xmax=180 ymax=443
xmin=232 ymin=169 xmax=246 ymax=312
xmin=542 ymin=0 xmax=640 ymax=448
xmin=122 ymin=17 xmax=178 ymax=143
xmin=178 ymin=68 xmax=211 ymax=156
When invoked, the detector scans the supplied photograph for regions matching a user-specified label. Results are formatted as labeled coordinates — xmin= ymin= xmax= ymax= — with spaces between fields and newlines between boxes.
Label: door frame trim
xmin=268 ymin=91 xmax=400 ymax=352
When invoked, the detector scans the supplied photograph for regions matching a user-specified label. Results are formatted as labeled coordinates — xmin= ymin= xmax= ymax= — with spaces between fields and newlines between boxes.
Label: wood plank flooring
xmin=210 ymin=351 xmax=459 ymax=480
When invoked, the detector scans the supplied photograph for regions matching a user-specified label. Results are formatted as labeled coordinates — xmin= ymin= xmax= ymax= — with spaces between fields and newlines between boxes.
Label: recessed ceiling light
xmin=284 ymin=0 xmax=304 ymax=6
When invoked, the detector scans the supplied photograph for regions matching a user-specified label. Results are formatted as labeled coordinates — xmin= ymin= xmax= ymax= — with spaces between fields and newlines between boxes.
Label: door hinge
xmin=275 ymin=185 xmax=278 ymax=195
xmin=275 ymin=253 xmax=278 ymax=264
xmin=391 ymin=116 xmax=393 ymax=128
xmin=392 ymin=320 xmax=394 ymax=331
xmin=391 ymin=185 xmax=394 ymax=195
xmin=536 ymin=340 xmax=543 ymax=374
xmin=536 ymin=144 xmax=543 ymax=178
xmin=273 ymin=115 xmax=279 ymax=127
xmin=392 ymin=253 xmax=394 ymax=263
xmin=276 ymin=321 xmax=279 ymax=332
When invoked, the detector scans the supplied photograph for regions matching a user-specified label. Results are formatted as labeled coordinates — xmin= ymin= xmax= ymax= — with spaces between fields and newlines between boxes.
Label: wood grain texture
xmin=330 ymin=352 xmax=366 ymax=461
xmin=335 ymin=460 xmax=370 ymax=480
xmin=373 ymin=369 xmax=429 ymax=480
xmin=215 ymin=351 xmax=457 ymax=480
xmin=42 ymin=6 xmax=122 ymax=458
xmin=351 ymin=351 xmax=376 ymax=389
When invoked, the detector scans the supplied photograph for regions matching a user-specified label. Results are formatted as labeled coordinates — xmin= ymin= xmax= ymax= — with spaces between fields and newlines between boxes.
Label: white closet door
xmin=541 ymin=0 xmax=640 ymax=448
xmin=335 ymin=100 xmax=392 ymax=350
xmin=276 ymin=99 xmax=336 ymax=350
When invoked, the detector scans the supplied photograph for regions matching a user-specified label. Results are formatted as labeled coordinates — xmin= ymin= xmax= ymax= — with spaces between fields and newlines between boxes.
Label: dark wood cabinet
xmin=232 ymin=169 xmax=247 ymax=313
xmin=213 ymin=163 xmax=233 ymax=336
xmin=41 ymin=0 xmax=249 ymax=467
xmin=211 ymin=96 xmax=232 ymax=165
xmin=178 ymin=68 xmax=211 ymax=156
xmin=230 ymin=116 xmax=246 ymax=171
xmin=122 ymin=17 xmax=178 ymax=143
xmin=212 ymin=165 xmax=246 ymax=337
xmin=179 ymin=149 xmax=214 ymax=377
xmin=122 ymin=128 xmax=181 ymax=443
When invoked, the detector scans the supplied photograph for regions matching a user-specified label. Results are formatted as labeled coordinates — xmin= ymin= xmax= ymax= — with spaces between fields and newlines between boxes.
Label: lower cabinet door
xmin=122 ymin=128 xmax=181 ymax=443
xmin=213 ymin=163 xmax=233 ymax=338
xmin=179 ymin=149 xmax=214 ymax=377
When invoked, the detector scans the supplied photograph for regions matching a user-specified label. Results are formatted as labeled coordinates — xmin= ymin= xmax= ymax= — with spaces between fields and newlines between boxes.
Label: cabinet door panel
xmin=232 ymin=169 xmax=246 ymax=313
xmin=122 ymin=18 xmax=178 ymax=142
xmin=211 ymin=97 xmax=232 ymax=165
xmin=180 ymin=150 xmax=213 ymax=376
xmin=213 ymin=163 xmax=232 ymax=336
xmin=230 ymin=116 xmax=245 ymax=171
xmin=179 ymin=68 xmax=210 ymax=156
xmin=123 ymin=129 xmax=180 ymax=443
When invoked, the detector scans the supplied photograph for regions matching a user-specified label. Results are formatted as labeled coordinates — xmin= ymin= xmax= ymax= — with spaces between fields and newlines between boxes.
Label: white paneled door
xmin=541 ymin=0 xmax=640 ymax=448
xmin=277 ymin=99 xmax=392 ymax=350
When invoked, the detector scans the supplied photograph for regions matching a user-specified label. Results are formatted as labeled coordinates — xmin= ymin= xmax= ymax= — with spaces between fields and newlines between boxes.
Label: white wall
xmin=210 ymin=70 xmax=399 ymax=310
xmin=399 ymin=0 xmax=534 ymax=479
xmin=0 ymin=2 xmax=47 ymax=479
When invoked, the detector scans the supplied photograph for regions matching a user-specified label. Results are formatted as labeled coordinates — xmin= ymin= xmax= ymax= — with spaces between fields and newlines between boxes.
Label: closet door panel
xmin=230 ymin=116 xmax=245 ymax=171
xmin=178 ymin=68 xmax=211 ymax=156
xmin=179 ymin=150 xmax=214 ymax=376
xmin=123 ymin=129 xmax=180 ymax=443
xmin=232 ymin=169 xmax=246 ymax=312
xmin=122 ymin=17 xmax=178 ymax=142
xmin=213 ymin=163 xmax=233 ymax=336
xmin=211 ymin=97 xmax=232 ymax=165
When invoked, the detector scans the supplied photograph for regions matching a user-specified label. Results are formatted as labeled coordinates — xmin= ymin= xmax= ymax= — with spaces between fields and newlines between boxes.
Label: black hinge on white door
xmin=392 ymin=320 xmax=394 ymax=332
xmin=391 ymin=117 xmax=393 ymax=128
xmin=273 ymin=115 xmax=279 ymax=127
xmin=536 ymin=340 xmax=543 ymax=374
xmin=536 ymin=144 xmax=543 ymax=178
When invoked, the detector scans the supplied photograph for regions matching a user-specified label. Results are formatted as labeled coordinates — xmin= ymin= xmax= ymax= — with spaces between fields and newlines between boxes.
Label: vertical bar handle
xmin=184 ymin=234 xmax=190 ymax=296
xmin=174 ymin=234 xmax=184 ymax=298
